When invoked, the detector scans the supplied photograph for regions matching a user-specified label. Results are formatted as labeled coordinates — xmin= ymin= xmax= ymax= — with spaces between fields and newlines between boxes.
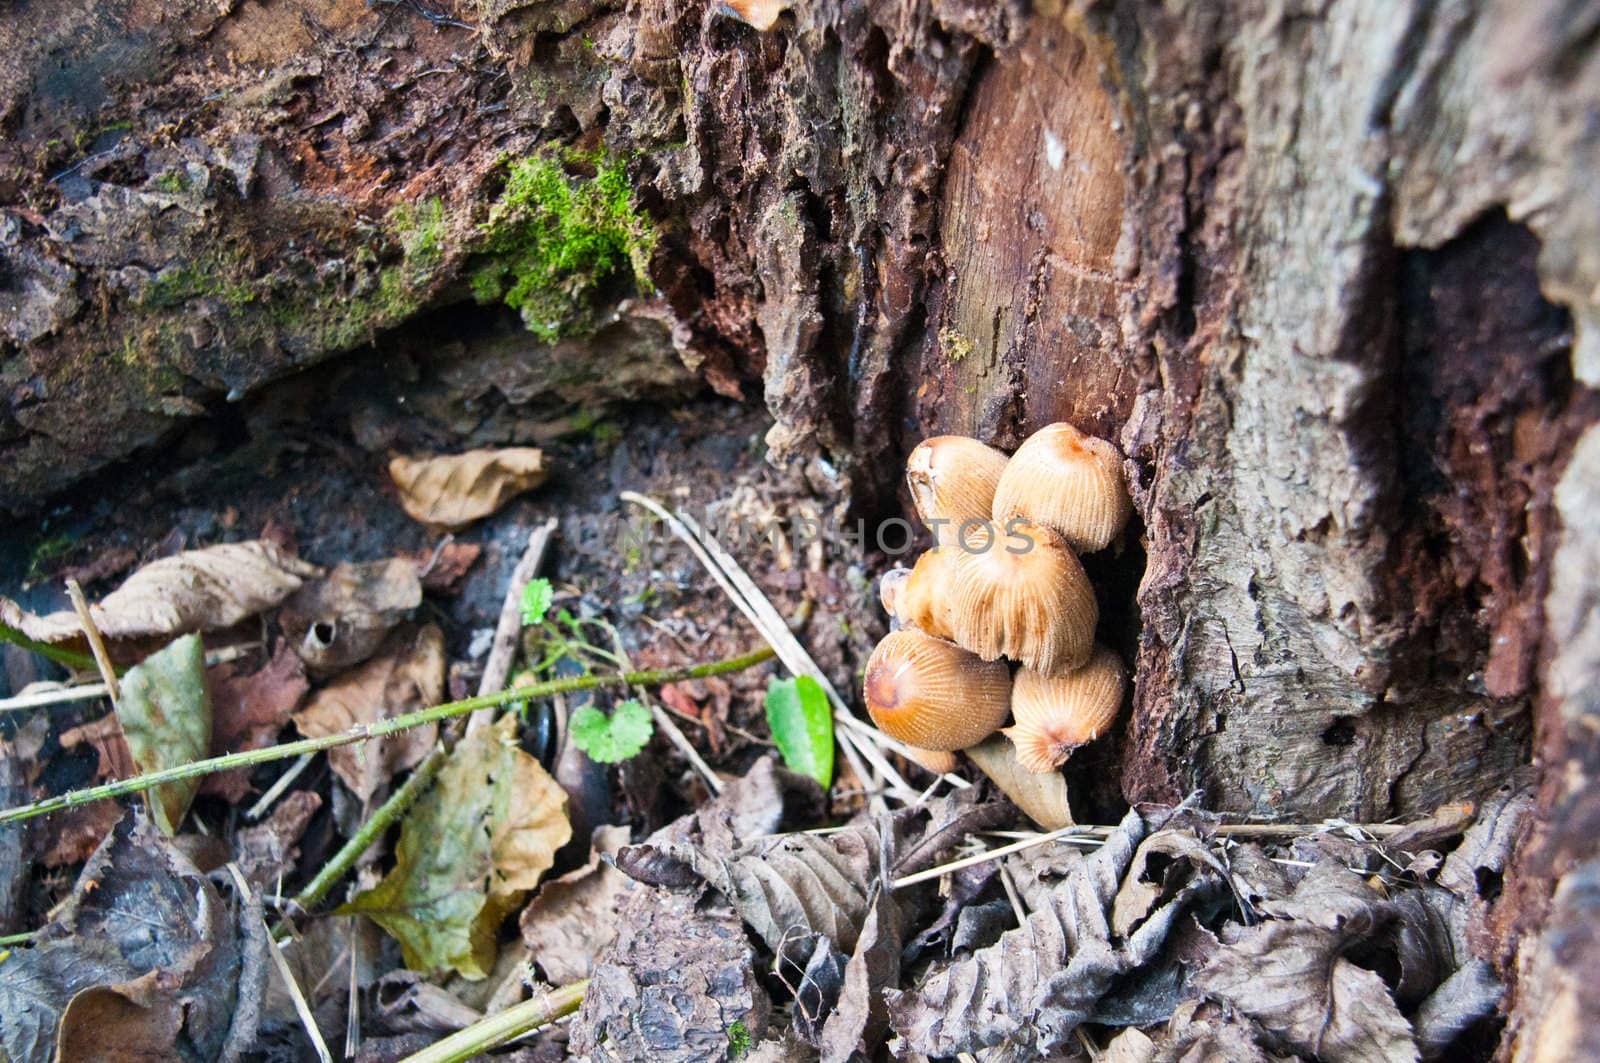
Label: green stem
xmin=271 ymin=745 xmax=447 ymax=940
xmin=0 ymin=647 xmax=774 ymax=827
xmin=0 ymin=620 xmax=102 ymax=674
xmin=0 ymin=930 xmax=35 ymax=947
xmin=399 ymin=981 xmax=588 ymax=1063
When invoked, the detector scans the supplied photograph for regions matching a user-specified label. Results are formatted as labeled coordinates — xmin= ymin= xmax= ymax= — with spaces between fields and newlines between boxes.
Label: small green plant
xmin=520 ymin=577 xmax=555 ymax=626
xmin=470 ymin=151 xmax=655 ymax=342
xmin=727 ymin=1019 xmax=751 ymax=1059
xmin=570 ymin=698 xmax=653 ymax=763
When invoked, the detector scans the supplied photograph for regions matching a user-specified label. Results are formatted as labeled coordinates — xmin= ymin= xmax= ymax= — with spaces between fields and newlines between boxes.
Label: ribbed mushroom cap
xmin=946 ymin=519 xmax=1097 ymax=675
xmin=863 ymin=628 xmax=1012 ymax=751
xmin=886 ymin=548 xmax=959 ymax=640
xmin=907 ymin=436 xmax=1011 ymax=547
xmin=1003 ymin=646 xmax=1125 ymax=773
xmin=992 ymin=422 xmax=1132 ymax=553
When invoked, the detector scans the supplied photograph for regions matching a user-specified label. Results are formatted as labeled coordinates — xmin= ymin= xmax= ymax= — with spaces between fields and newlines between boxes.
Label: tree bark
xmin=4 ymin=0 xmax=1599 ymax=1054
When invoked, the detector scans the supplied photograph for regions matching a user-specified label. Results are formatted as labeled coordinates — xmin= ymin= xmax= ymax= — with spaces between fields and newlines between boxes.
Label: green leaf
xmin=340 ymin=716 xmax=570 ymax=978
xmin=519 ymin=577 xmax=554 ymax=626
xmin=117 ymin=633 xmax=211 ymax=835
xmin=764 ymin=675 xmax=833 ymax=788
xmin=569 ymin=699 xmax=652 ymax=763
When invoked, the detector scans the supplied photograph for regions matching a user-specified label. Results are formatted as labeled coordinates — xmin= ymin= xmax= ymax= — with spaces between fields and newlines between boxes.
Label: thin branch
xmin=0 ymin=647 xmax=776 ymax=827
xmin=399 ymin=981 xmax=588 ymax=1063
xmin=467 ymin=517 xmax=557 ymax=734
xmin=65 ymin=579 xmax=121 ymax=707
xmin=227 ymin=864 xmax=333 ymax=1063
xmin=271 ymin=744 xmax=446 ymax=939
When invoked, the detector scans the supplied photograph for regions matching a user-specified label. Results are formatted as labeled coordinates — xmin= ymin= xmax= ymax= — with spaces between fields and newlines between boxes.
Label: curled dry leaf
xmin=388 ymin=447 xmax=547 ymax=529
xmin=519 ymin=824 xmax=635 ymax=985
xmin=1193 ymin=862 xmax=1419 ymax=1063
xmin=279 ymin=558 xmax=422 ymax=675
xmin=0 ymin=540 xmax=320 ymax=644
xmin=888 ymin=808 xmax=1219 ymax=1056
xmin=340 ymin=714 xmax=571 ymax=979
xmin=291 ymin=624 xmax=444 ymax=806
xmin=233 ymin=791 xmax=323 ymax=892
xmin=0 ymin=814 xmax=262 ymax=1063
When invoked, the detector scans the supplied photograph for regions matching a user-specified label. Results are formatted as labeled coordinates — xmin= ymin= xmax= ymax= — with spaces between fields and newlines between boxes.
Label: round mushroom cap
xmin=863 ymin=628 xmax=1012 ymax=751
xmin=887 ymin=548 xmax=960 ymax=640
xmin=945 ymin=519 xmax=1097 ymax=675
xmin=992 ymin=422 xmax=1132 ymax=553
xmin=1003 ymin=646 xmax=1126 ymax=773
xmin=907 ymin=436 xmax=1011 ymax=548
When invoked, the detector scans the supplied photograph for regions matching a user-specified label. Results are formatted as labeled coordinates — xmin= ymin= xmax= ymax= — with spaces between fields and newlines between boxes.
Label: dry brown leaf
xmin=519 ymin=824 xmax=635 ymax=985
xmin=201 ymin=643 xmax=309 ymax=802
xmin=59 ymin=715 xmax=137 ymax=782
xmin=234 ymin=791 xmax=323 ymax=891
xmin=388 ymin=448 xmax=547 ymax=529
xmin=1 ymin=540 xmax=321 ymax=644
xmin=291 ymin=624 xmax=444 ymax=805
xmin=279 ymin=559 xmax=422 ymax=675
xmin=403 ymin=541 xmax=482 ymax=595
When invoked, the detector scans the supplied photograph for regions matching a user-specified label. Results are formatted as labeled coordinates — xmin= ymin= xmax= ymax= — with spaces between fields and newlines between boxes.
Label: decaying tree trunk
xmin=4 ymin=0 xmax=1599 ymax=1053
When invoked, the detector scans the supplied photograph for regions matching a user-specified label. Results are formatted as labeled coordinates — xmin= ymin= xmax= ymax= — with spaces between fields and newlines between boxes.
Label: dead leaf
xmin=1193 ymin=863 xmax=1418 ymax=1063
xmin=0 ymin=814 xmax=262 ymax=1062
xmin=59 ymin=714 xmax=137 ymax=781
xmin=0 ymin=541 xmax=320 ymax=644
xmin=622 ymin=792 xmax=1010 ymax=963
xmin=389 ymin=447 xmax=547 ymax=529
xmin=818 ymin=875 xmax=901 ymax=1063
xmin=340 ymin=715 xmax=570 ymax=979
xmin=888 ymin=808 xmax=1216 ymax=1056
xmin=234 ymin=791 xmax=323 ymax=891
xmin=965 ymin=732 xmax=1074 ymax=829
xmin=38 ymin=803 xmax=123 ymax=868
xmin=201 ymin=642 xmax=309 ymax=802
xmin=291 ymin=625 xmax=445 ymax=805
xmin=280 ymin=559 xmax=422 ymax=675
xmin=403 ymin=541 xmax=482 ymax=594
xmin=116 ymin=634 xmax=211 ymax=835
xmin=1112 ymin=829 xmax=1228 ymax=938
xmin=519 ymin=824 xmax=635 ymax=984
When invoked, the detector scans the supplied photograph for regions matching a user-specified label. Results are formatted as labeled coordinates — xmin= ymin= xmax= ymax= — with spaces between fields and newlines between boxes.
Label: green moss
xmin=727 ymin=1020 xmax=751 ymax=1060
xmin=153 ymin=172 xmax=187 ymax=194
xmin=390 ymin=197 xmax=448 ymax=274
xmin=140 ymin=256 xmax=258 ymax=312
xmin=470 ymin=151 xmax=656 ymax=342
xmin=939 ymin=325 xmax=974 ymax=362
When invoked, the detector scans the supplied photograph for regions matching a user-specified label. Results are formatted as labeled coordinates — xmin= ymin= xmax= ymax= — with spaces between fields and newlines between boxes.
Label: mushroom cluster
xmin=865 ymin=423 xmax=1131 ymax=775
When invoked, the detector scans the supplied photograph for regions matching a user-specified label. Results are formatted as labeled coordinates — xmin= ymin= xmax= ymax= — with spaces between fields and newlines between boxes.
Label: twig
xmin=65 ymin=580 xmax=119 ymax=707
xmin=226 ymin=864 xmax=333 ymax=1063
xmin=467 ymin=518 xmax=558 ymax=734
xmin=246 ymin=752 xmax=315 ymax=821
xmin=891 ymin=825 xmax=1102 ymax=889
xmin=398 ymin=981 xmax=588 ymax=1063
xmin=271 ymin=744 xmax=446 ymax=939
xmin=0 ymin=647 xmax=776 ymax=826
xmin=0 ymin=619 xmax=100 ymax=674
xmin=0 ymin=643 xmax=261 ymax=713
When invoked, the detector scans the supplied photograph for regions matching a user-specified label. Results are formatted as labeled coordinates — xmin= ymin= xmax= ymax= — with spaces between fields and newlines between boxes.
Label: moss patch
xmin=470 ymin=152 xmax=655 ymax=342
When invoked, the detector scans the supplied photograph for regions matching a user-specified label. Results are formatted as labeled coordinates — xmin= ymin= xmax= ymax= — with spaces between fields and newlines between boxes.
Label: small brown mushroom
xmin=902 ymin=746 xmax=959 ymax=775
xmin=863 ymin=628 xmax=1012 ymax=751
xmin=907 ymin=436 xmax=1010 ymax=547
xmin=992 ymin=422 xmax=1132 ymax=553
xmin=1003 ymin=646 xmax=1125 ymax=773
xmin=945 ymin=519 xmax=1097 ymax=675
xmin=881 ymin=548 xmax=960 ymax=641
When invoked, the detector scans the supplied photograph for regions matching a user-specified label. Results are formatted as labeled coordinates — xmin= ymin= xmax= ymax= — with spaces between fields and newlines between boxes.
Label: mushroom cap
xmin=945 ymin=519 xmax=1097 ymax=675
xmin=992 ymin=422 xmax=1132 ymax=553
xmin=878 ymin=566 xmax=912 ymax=620
xmin=886 ymin=548 xmax=960 ymax=640
xmin=1003 ymin=646 xmax=1125 ymax=773
xmin=902 ymin=745 xmax=959 ymax=776
xmin=863 ymin=628 xmax=1012 ymax=751
xmin=907 ymin=436 xmax=1011 ymax=548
